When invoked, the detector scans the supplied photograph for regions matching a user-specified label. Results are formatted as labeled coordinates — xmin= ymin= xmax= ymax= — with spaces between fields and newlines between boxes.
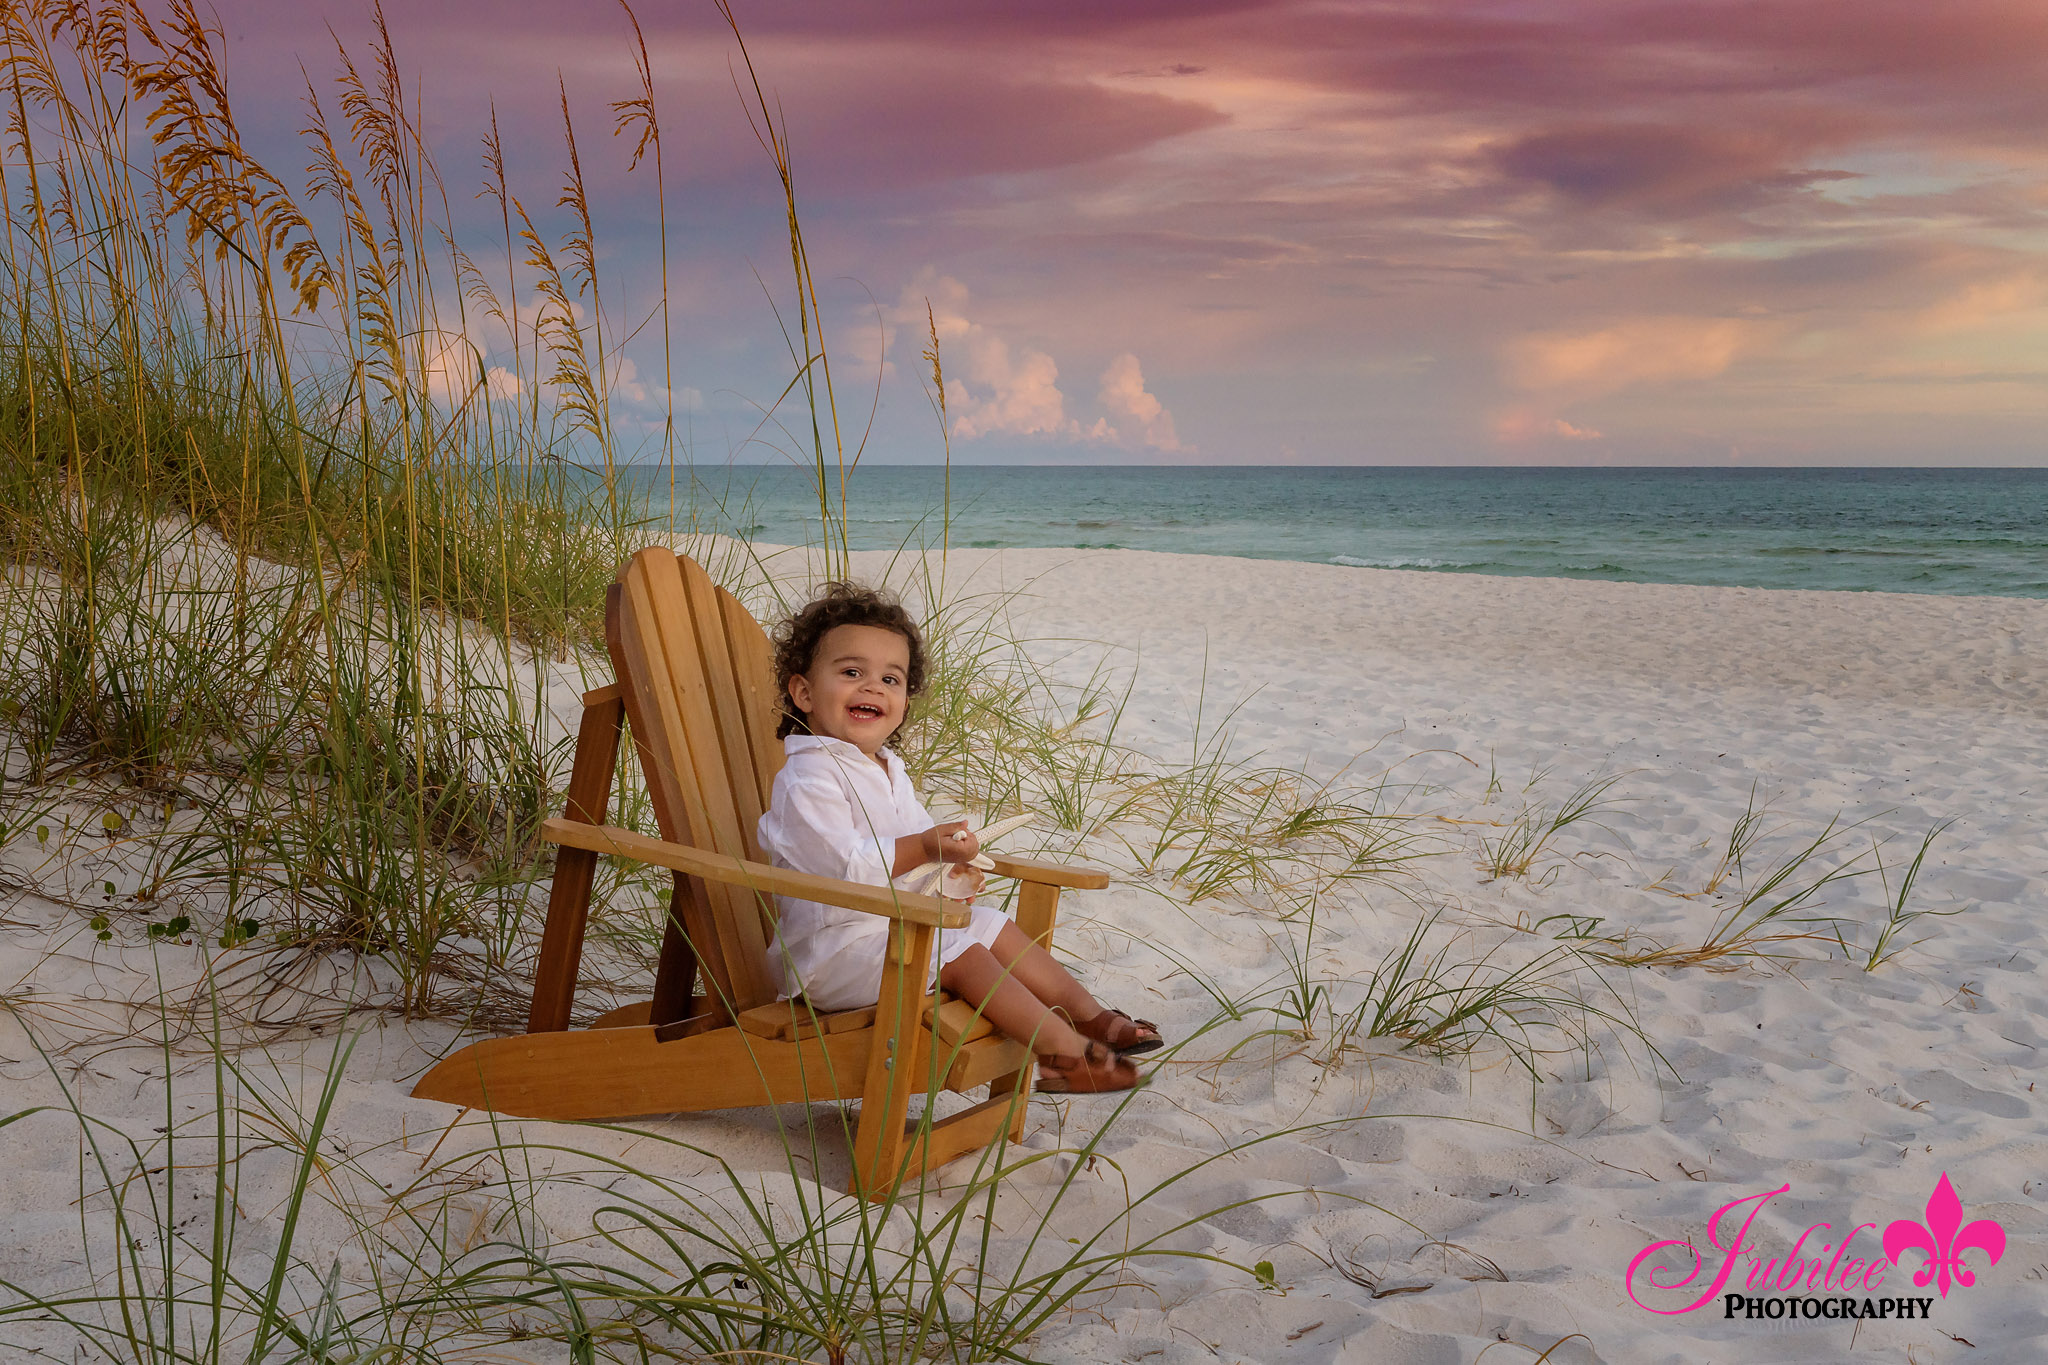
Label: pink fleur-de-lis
xmin=1883 ymin=1172 xmax=2006 ymax=1298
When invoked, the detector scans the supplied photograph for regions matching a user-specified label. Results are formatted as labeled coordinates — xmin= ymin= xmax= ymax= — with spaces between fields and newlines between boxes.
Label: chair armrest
xmin=985 ymin=853 xmax=1111 ymax=891
xmin=542 ymin=819 xmax=970 ymax=928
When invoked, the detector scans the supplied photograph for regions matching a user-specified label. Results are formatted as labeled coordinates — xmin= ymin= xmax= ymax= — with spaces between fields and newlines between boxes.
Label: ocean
xmin=612 ymin=465 xmax=2048 ymax=599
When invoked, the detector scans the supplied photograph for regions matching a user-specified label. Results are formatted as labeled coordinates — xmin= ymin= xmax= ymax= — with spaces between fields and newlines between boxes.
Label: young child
xmin=757 ymin=582 xmax=1160 ymax=1093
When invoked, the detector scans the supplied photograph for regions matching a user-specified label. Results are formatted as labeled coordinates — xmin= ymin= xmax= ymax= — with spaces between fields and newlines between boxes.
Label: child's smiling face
xmin=786 ymin=623 xmax=912 ymax=758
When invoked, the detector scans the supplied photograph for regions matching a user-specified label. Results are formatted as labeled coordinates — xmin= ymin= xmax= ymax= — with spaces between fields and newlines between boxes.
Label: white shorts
xmin=775 ymin=900 xmax=1010 ymax=1012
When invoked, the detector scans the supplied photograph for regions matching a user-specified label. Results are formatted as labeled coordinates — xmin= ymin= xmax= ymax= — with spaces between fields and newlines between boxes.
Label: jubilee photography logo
xmin=1627 ymin=1173 xmax=2005 ymax=1322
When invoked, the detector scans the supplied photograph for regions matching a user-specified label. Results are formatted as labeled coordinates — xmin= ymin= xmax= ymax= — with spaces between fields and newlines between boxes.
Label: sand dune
xmin=4 ymin=549 xmax=2042 ymax=1362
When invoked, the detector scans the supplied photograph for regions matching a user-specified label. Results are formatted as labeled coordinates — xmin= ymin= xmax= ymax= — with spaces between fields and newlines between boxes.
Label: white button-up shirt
xmin=757 ymin=734 xmax=1004 ymax=1010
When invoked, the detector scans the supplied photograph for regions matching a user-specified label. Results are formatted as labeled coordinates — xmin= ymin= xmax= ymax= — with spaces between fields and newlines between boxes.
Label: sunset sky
xmin=213 ymin=1 xmax=2048 ymax=465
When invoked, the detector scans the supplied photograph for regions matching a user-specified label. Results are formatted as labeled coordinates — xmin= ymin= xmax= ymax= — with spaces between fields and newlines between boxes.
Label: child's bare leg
xmin=938 ymin=945 xmax=1085 ymax=1058
xmin=986 ymin=922 xmax=1163 ymax=1053
xmin=983 ymin=922 xmax=1103 ymax=1022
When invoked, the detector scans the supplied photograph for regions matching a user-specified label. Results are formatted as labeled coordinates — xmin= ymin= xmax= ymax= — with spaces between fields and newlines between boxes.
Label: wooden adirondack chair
xmin=411 ymin=547 xmax=1110 ymax=1197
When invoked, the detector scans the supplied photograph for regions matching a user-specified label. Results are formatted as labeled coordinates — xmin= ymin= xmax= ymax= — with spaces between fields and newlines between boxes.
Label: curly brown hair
xmin=771 ymin=581 xmax=927 ymax=745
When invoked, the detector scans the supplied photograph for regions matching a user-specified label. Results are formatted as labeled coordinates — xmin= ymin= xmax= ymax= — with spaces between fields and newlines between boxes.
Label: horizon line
xmin=595 ymin=461 xmax=2048 ymax=473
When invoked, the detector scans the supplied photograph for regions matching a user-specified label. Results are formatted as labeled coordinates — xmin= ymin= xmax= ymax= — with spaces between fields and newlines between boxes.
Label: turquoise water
xmin=616 ymin=466 xmax=2048 ymax=599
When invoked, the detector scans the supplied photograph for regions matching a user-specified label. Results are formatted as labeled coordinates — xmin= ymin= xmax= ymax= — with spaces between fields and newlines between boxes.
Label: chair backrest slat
xmin=608 ymin=548 xmax=786 ymax=1013
xmin=722 ymin=587 xmax=786 ymax=811
xmin=677 ymin=555 xmax=770 ymax=847
xmin=610 ymin=563 xmax=741 ymax=1015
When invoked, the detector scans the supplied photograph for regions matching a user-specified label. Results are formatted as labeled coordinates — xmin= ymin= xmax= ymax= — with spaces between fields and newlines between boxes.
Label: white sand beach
xmin=6 ymin=548 xmax=2046 ymax=1363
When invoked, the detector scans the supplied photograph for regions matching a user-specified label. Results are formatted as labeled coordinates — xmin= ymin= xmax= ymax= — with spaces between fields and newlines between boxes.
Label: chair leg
xmin=987 ymin=1065 xmax=1036 ymax=1144
xmin=648 ymin=874 xmax=702 ymax=1027
xmin=895 ymin=1094 xmax=1017 ymax=1187
xmin=851 ymin=920 xmax=936 ymax=1199
xmin=527 ymin=688 xmax=624 ymax=1034
xmin=990 ymin=880 xmax=1064 ymax=1140
xmin=1014 ymin=880 xmax=1061 ymax=950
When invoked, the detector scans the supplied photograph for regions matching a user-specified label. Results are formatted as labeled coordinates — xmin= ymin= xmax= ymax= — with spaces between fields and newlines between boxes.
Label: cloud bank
xmin=210 ymin=0 xmax=2048 ymax=463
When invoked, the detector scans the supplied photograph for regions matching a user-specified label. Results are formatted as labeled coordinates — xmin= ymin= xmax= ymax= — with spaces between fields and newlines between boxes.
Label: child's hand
xmin=926 ymin=821 xmax=980 ymax=865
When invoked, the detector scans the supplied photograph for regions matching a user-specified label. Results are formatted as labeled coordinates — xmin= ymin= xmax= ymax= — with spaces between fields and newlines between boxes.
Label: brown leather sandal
xmin=1075 ymin=1007 xmax=1164 ymax=1056
xmin=1035 ymin=1041 xmax=1144 ymax=1094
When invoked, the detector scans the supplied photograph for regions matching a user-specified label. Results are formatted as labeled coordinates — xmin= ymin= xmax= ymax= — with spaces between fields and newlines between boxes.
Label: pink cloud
xmin=1506 ymin=316 xmax=1776 ymax=401
xmin=909 ymin=274 xmax=1077 ymax=441
xmin=1093 ymin=352 xmax=1184 ymax=451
